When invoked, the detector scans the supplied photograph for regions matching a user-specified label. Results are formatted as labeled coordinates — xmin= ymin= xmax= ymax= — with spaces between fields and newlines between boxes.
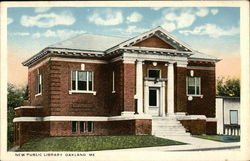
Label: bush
xmin=216 ymin=77 xmax=240 ymax=97
xmin=7 ymin=83 xmax=28 ymax=149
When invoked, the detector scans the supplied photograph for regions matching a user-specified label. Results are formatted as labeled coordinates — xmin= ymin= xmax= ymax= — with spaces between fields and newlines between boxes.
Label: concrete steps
xmin=152 ymin=117 xmax=190 ymax=137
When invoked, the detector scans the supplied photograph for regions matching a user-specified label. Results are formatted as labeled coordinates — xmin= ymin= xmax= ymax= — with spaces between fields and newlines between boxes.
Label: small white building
xmin=216 ymin=96 xmax=240 ymax=135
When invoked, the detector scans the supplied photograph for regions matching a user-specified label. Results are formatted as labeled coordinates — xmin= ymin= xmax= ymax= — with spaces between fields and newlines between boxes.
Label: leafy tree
xmin=216 ymin=77 xmax=240 ymax=97
xmin=7 ymin=83 xmax=28 ymax=149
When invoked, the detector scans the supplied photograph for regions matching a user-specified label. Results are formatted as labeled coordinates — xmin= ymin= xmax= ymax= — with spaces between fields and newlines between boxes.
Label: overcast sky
xmin=7 ymin=7 xmax=240 ymax=86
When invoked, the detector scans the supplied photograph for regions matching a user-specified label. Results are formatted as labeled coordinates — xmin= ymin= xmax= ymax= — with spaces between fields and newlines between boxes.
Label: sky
xmin=7 ymin=7 xmax=240 ymax=86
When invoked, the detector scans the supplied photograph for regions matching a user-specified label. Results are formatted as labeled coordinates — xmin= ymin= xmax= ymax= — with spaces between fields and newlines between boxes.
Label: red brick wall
xmin=49 ymin=61 xmax=111 ymax=116
xmin=27 ymin=57 xmax=137 ymax=117
xmin=134 ymin=119 xmax=152 ymax=135
xmin=15 ymin=108 xmax=45 ymax=117
xmin=14 ymin=122 xmax=50 ymax=146
xmin=133 ymin=35 xmax=175 ymax=49
xmin=123 ymin=63 xmax=135 ymax=112
xmin=180 ymin=120 xmax=217 ymax=135
xmin=180 ymin=119 xmax=207 ymax=134
xmin=49 ymin=120 xmax=151 ymax=136
xmin=105 ymin=61 xmax=124 ymax=116
xmin=175 ymin=67 xmax=187 ymax=112
xmin=206 ymin=121 xmax=217 ymax=134
xmin=186 ymin=61 xmax=216 ymax=117
xmin=28 ymin=62 xmax=51 ymax=110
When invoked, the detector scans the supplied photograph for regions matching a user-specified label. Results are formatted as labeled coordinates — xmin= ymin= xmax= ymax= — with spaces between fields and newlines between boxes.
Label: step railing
xmin=224 ymin=124 xmax=240 ymax=136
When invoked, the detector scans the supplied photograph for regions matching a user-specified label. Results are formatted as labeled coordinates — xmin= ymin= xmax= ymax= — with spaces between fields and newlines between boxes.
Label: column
xmin=136 ymin=60 xmax=143 ymax=114
xmin=167 ymin=62 xmax=175 ymax=116
xmin=161 ymin=82 xmax=166 ymax=117
xmin=144 ymin=83 xmax=149 ymax=114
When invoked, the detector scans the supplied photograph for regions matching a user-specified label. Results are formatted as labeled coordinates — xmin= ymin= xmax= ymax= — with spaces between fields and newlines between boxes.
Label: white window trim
xmin=112 ymin=71 xmax=116 ymax=93
xmin=72 ymin=121 xmax=78 ymax=133
xmin=186 ymin=77 xmax=202 ymax=97
xmin=147 ymin=69 xmax=161 ymax=78
xmin=70 ymin=70 xmax=96 ymax=95
xmin=35 ymin=73 xmax=42 ymax=97
xmin=69 ymin=90 xmax=96 ymax=95
xmin=85 ymin=121 xmax=94 ymax=133
xmin=80 ymin=121 xmax=85 ymax=133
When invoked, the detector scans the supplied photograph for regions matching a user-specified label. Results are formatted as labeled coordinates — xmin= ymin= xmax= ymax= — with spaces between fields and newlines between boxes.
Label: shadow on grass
xmin=193 ymin=135 xmax=240 ymax=143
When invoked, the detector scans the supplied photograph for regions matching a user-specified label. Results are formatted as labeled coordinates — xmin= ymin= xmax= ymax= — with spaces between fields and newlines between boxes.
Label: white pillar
xmin=136 ymin=60 xmax=143 ymax=114
xmin=161 ymin=82 xmax=166 ymax=117
xmin=167 ymin=62 xmax=175 ymax=116
xmin=144 ymin=83 xmax=149 ymax=114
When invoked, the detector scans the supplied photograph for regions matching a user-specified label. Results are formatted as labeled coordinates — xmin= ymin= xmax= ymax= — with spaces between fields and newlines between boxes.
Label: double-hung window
xmin=36 ymin=72 xmax=42 ymax=95
xmin=187 ymin=77 xmax=201 ymax=95
xmin=72 ymin=71 xmax=93 ymax=91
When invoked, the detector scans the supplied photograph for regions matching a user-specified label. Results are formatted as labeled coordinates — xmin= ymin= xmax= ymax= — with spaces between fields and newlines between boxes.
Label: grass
xmin=193 ymin=135 xmax=240 ymax=143
xmin=17 ymin=135 xmax=185 ymax=151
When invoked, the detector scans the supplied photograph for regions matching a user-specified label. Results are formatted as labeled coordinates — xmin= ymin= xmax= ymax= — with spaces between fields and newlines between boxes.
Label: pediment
xmin=132 ymin=35 xmax=176 ymax=50
xmin=116 ymin=26 xmax=193 ymax=52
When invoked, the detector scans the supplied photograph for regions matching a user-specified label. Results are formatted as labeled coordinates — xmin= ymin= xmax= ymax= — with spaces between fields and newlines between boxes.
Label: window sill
xmin=35 ymin=93 xmax=42 ymax=97
xmin=69 ymin=90 xmax=96 ymax=95
xmin=187 ymin=95 xmax=203 ymax=98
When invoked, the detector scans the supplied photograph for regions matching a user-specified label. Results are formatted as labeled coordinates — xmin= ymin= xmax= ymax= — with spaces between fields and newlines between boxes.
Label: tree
xmin=216 ymin=77 xmax=240 ymax=97
xmin=7 ymin=83 xmax=28 ymax=149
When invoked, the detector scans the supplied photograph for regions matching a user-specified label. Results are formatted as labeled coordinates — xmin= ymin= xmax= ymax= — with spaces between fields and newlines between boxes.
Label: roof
xmin=190 ymin=50 xmax=221 ymax=61
xmin=49 ymin=34 xmax=128 ymax=51
xmin=22 ymin=26 xmax=220 ymax=66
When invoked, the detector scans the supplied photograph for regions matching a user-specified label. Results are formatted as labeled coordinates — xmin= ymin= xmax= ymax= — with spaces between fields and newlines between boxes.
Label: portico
xmin=134 ymin=59 xmax=181 ymax=117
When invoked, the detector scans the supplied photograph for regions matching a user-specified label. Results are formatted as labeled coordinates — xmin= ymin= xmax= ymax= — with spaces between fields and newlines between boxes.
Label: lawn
xmin=193 ymin=135 xmax=240 ymax=143
xmin=17 ymin=135 xmax=185 ymax=151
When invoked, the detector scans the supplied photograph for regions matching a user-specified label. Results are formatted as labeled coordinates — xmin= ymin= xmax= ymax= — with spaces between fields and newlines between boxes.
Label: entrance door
xmin=148 ymin=87 xmax=160 ymax=116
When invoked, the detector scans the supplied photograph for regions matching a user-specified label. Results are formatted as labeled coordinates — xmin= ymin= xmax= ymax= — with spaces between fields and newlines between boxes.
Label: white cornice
xmin=51 ymin=57 xmax=107 ymax=64
xmin=15 ymin=106 xmax=44 ymax=110
xmin=28 ymin=57 xmax=108 ymax=71
xmin=23 ymin=48 xmax=105 ymax=67
xmin=187 ymin=66 xmax=215 ymax=70
xmin=13 ymin=115 xmax=152 ymax=122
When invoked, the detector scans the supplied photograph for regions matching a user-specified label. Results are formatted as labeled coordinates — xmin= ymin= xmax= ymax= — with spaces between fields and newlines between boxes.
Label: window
xmin=187 ymin=77 xmax=201 ymax=95
xmin=230 ymin=110 xmax=238 ymax=125
xmin=72 ymin=121 xmax=94 ymax=133
xmin=72 ymin=121 xmax=77 ymax=133
xmin=148 ymin=69 xmax=160 ymax=78
xmin=80 ymin=121 xmax=85 ymax=133
xmin=36 ymin=71 xmax=42 ymax=95
xmin=72 ymin=71 xmax=93 ymax=91
xmin=87 ymin=121 xmax=94 ymax=133
xmin=112 ymin=71 xmax=115 ymax=93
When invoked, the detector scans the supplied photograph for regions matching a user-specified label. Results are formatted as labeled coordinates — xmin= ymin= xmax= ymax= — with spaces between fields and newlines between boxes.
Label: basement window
xmin=80 ymin=121 xmax=85 ymax=133
xmin=187 ymin=77 xmax=201 ymax=95
xmin=72 ymin=121 xmax=77 ymax=133
xmin=80 ymin=121 xmax=94 ymax=133
xmin=87 ymin=121 xmax=94 ymax=133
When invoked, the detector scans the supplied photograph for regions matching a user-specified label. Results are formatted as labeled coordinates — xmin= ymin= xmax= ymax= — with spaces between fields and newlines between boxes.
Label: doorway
xmin=148 ymin=87 xmax=160 ymax=116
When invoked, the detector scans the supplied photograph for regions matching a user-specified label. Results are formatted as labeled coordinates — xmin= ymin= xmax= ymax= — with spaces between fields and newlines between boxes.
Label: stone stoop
xmin=152 ymin=117 xmax=190 ymax=137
